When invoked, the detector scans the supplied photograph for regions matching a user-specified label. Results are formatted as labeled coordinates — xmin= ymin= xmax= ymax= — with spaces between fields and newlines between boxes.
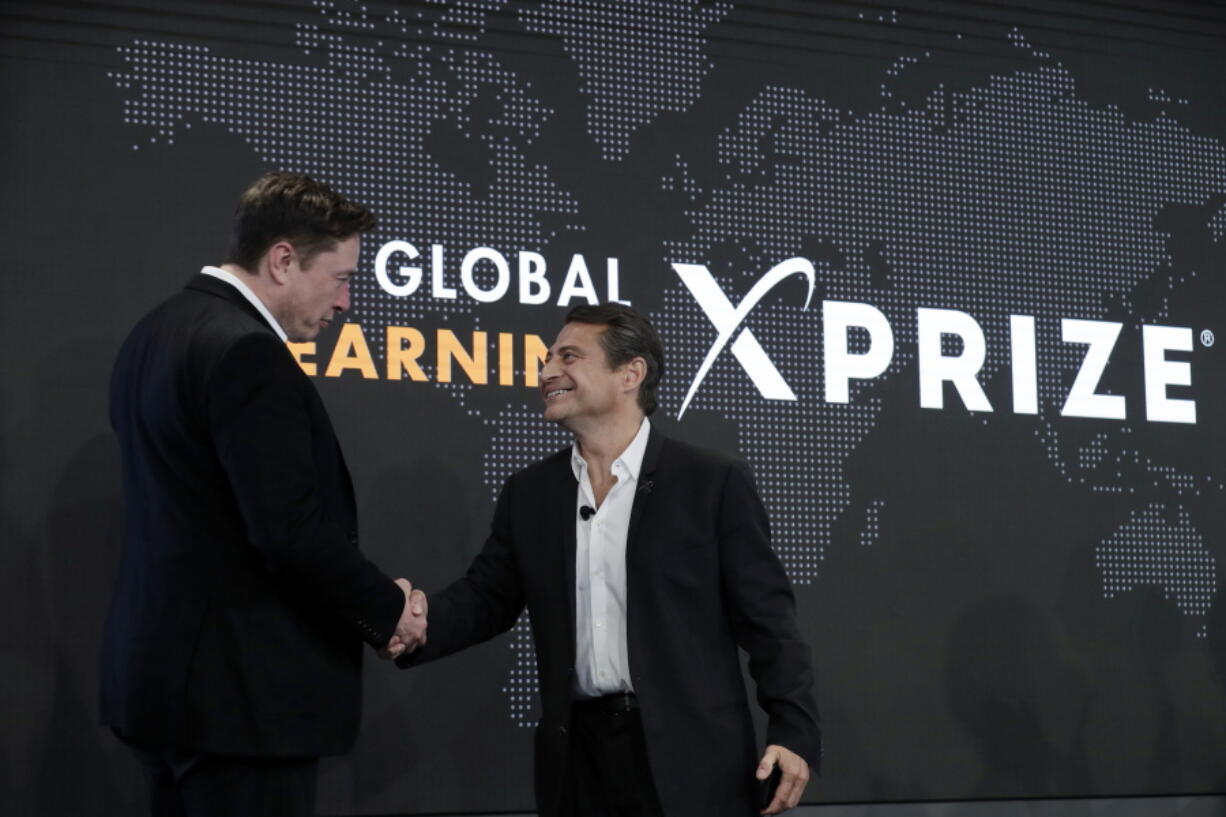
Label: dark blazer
xmin=101 ymin=273 xmax=404 ymax=758
xmin=404 ymin=428 xmax=821 ymax=817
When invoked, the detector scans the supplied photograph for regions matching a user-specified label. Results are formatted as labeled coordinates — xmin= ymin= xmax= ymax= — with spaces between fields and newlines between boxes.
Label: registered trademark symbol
xmin=1202 ymin=329 xmax=1216 ymax=347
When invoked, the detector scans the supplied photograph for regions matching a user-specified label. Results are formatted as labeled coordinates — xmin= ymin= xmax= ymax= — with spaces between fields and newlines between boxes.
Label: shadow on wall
xmin=337 ymin=459 xmax=476 ymax=808
xmin=942 ymin=594 xmax=1093 ymax=798
xmin=0 ymin=509 xmax=56 ymax=814
xmin=1059 ymin=517 xmax=1216 ymax=795
xmin=1 ymin=338 xmax=140 ymax=813
xmin=39 ymin=431 xmax=130 ymax=814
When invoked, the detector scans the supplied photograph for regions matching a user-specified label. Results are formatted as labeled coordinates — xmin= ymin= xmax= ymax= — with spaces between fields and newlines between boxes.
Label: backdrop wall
xmin=2 ymin=1 xmax=1224 ymax=814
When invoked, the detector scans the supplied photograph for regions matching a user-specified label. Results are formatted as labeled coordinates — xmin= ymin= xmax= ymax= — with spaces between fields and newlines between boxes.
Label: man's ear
xmin=623 ymin=357 xmax=647 ymax=392
xmin=265 ymin=241 xmax=297 ymax=285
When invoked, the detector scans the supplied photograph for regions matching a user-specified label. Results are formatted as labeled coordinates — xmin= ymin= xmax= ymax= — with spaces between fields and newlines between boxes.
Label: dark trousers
xmin=559 ymin=694 xmax=665 ymax=817
xmin=123 ymin=738 xmax=318 ymax=817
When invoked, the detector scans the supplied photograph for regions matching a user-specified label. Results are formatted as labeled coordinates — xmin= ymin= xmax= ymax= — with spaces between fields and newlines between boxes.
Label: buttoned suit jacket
xmin=403 ymin=427 xmax=821 ymax=817
xmin=101 ymin=273 xmax=404 ymax=758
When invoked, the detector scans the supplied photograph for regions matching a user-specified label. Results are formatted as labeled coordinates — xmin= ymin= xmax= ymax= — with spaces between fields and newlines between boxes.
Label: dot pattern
xmin=108 ymin=2 xmax=582 ymax=725
xmin=482 ymin=403 xmax=571 ymax=501
xmin=1210 ymin=202 xmax=1226 ymax=242
xmin=657 ymin=284 xmax=878 ymax=582
xmin=1057 ymin=422 xmax=1224 ymax=498
xmin=1097 ymin=503 xmax=1218 ymax=637
xmin=657 ymin=31 xmax=1225 ymax=590
xmin=110 ymin=3 xmax=578 ymax=340
xmin=107 ymin=7 xmax=1226 ymax=725
xmin=499 ymin=611 xmax=543 ymax=727
xmin=1077 ymin=432 xmax=1109 ymax=471
xmin=520 ymin=0 xmax=731 ymax=160
xmin=427 ymin=0 xmax=508 ymax=42
xmin=859 ymin=499 xmax=885 ymax=547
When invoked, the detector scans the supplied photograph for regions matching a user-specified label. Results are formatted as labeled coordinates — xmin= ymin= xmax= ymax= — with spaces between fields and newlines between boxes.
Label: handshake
xmin=381 ymin=577 xmax=428 ymax=659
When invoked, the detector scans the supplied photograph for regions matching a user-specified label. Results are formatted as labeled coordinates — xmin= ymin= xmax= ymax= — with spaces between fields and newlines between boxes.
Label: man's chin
xmin=542 ymin=408 xmax=577 ymax=432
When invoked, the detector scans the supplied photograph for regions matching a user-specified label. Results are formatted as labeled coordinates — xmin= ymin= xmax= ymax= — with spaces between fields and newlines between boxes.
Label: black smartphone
xmin=757 ymin=765 xmax=782 ymax=810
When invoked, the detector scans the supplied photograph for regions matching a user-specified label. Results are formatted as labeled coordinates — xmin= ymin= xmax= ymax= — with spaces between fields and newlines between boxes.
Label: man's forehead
xmin=551 ymin=321 xmax=605 ymax=349
xmin=306 ymin=235 xmax=360 ymax=271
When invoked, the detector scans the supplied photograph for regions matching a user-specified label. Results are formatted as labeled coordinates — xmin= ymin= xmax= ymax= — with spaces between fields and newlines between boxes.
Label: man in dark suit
xmin=402 ymin=304 xmax=821 ymax=816
xmin=102 ymin=171 xmax=426 ymax=816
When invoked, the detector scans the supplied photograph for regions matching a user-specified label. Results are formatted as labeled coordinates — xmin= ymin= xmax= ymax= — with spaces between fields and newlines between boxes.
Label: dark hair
xmin=565 ymin=303 xmax=664 ymax=416
xmin=225 ymin=171 xmax=376 ymax=271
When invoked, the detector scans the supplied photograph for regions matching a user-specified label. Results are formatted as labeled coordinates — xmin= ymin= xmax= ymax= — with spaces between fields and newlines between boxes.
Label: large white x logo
xmin=672 ymin=257 xmax=816 ymax=418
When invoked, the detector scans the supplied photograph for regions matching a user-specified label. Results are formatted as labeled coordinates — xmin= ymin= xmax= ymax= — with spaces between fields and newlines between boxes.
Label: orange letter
xmin=523 ymin=334 xmax=547 ymax=387
xmin=498 ymin=332 xmax=515 ymax=386
xmin=437 ymin=329 xmax=488 ymax=384
xmin=387 ymin=326 xmax=428 ymax=381
xmin=287 ymin=342 xmax=317 ymax=376
xmin=324 ymin=323 xmax=378 ymax=379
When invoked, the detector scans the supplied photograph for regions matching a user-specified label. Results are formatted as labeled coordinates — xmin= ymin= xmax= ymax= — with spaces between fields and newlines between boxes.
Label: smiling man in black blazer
xmin=102 ymin=172 xmax=426 ymax=817
xmin=402 ymin=303 xmax=821 ymax=816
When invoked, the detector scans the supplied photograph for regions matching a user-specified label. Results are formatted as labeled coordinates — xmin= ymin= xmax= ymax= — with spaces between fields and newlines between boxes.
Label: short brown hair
xmin=564 ymin=303 xmax=664 ymax=416
xmin=225 ymin=171 xmax=376 ymax=271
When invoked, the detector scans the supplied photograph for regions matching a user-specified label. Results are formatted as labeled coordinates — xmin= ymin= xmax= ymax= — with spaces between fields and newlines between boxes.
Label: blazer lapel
xmin=625 ymin=427 xmax=664 ymax=562
xmin=547 ymin=452 xmax=580 ymax=657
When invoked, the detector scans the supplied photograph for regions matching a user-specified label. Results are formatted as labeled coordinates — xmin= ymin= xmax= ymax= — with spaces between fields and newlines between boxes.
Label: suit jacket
xmin=101 ymin=273 xmax=404 ymax=758
xmin=404 ymin=428 xmax=821 ymax=817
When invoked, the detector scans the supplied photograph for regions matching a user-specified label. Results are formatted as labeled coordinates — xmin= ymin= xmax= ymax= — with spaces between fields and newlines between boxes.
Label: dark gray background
xmin=2 ymin=1 xmax=1224 ymax=814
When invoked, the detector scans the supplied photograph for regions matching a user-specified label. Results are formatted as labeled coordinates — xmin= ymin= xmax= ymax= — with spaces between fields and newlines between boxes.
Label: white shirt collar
xmin=571 ymin=417 xmax=651 ymax=484
xmin=200 ymin=265 xmax=288 ymax=342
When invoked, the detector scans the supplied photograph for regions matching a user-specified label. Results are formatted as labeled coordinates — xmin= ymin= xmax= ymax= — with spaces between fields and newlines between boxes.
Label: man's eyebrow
xmin=545 ymin=343 xmax=584 ymax=361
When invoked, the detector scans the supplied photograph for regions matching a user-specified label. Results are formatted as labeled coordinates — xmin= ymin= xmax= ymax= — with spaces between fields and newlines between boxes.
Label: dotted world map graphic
xmin=109 ymin=0 xmax=1225 ymax=725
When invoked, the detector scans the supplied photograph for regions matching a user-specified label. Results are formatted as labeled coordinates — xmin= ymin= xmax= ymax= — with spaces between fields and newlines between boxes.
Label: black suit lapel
xmin=625 ymin=427 xmax=664 ymax=562
xmin=547 ymin=453 xmax=580 ymax=658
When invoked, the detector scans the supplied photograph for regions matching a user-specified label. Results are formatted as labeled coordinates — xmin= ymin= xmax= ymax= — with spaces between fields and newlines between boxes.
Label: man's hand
xmin=379 ymin=578 xmax=428 ymax=659
xmin=757 ymin=744 xmax=809 ymax=815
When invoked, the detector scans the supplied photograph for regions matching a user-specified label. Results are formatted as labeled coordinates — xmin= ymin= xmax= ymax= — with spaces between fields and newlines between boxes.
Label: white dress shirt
xmin=200 ymin=266 xmax=288 ymax=342
xmin=572 ymin=417 xmax=651 ymax=699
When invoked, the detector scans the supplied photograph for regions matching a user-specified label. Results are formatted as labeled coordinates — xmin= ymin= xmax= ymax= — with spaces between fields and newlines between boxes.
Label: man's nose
xmin=335 ymin=281 xmax=351 ymax=313
xmin=539 ymin=356 xmax=559 ymax=382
